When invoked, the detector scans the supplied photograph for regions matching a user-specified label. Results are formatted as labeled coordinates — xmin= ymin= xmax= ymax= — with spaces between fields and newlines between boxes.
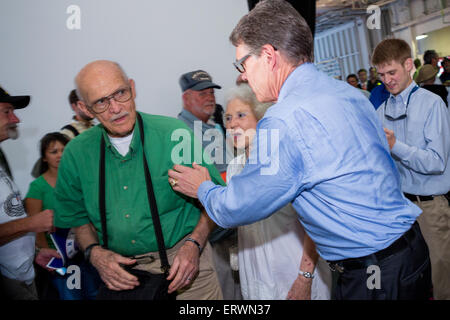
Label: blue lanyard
xmin=384 ymin=85 xmax=419 ymax=121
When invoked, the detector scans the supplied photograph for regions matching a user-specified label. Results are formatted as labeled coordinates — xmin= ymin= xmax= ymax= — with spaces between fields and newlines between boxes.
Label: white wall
xmin=418 ymin=26 xmax=450 ymax=57
xmin=0 ymin=0 xmax=248 ymax=195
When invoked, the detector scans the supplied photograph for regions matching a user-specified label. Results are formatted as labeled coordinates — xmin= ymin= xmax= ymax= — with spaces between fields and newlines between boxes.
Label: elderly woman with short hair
xmin=223 ymin=83 xmax=331 ymax=300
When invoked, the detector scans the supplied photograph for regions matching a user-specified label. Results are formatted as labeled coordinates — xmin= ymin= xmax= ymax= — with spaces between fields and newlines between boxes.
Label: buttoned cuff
xmin=391 ymin=139 xmax=410 ymax=160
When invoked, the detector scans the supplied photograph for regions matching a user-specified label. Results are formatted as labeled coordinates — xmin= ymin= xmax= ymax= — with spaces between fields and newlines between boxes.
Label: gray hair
xmin=423 ymin=50 xmax=438 ymax=65
xmin=229 ymin=0 xmax=313 ymax=65
xmin=225 ymin=83 xmax=272 ymax=120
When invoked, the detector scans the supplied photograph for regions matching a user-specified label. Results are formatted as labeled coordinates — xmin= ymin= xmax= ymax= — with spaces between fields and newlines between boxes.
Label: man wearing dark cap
xmin=178 ymin=71 xmax=240 ymax=300
xmin=178 ymin=70 xmax=229 ymax=174
xmin=0 ymin=86 xmax=54 ymax=299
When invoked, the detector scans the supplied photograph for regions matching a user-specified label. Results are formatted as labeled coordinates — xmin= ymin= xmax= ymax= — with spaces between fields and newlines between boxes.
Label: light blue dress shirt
xmin=376 ymin=81 xmax=450 ymax=196
xmin=198 ymin=63 xmax=422 ymax=261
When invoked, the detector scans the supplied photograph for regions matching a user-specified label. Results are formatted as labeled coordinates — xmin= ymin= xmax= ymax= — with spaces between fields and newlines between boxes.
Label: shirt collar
xmin=389 ymin=80 xmax=417 ymax=104
xmin=100 ymin=112 xmax=141 ymax=158
xmin=179 ymin=109 xmax=200 ymax=123
xmin=178 ymin=108 xmax=215 ymax=129
xmin=278 ymin=63 xmax=316 ymax=103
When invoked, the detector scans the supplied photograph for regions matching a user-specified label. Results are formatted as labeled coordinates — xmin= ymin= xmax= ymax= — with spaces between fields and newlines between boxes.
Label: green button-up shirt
xmin=54 ymin=112 xmax=224 ymax=256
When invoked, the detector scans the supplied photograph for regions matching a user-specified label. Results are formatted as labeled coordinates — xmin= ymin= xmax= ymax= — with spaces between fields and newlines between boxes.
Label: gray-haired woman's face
xmin=224 ymin=98 xmax=258 ymax=150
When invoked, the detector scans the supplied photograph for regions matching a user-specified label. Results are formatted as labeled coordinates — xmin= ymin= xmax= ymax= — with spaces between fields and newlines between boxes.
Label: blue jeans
xmin=51 ymin=261 xmax=101 ymax=300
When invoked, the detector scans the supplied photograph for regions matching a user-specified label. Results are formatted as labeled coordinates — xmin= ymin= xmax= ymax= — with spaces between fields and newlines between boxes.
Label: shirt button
xmin=125 ymin=214 xmax=130 ymax=218
xmin=131 ymin=240 xmax=136 ymax=244
xmin=123 ymin=186 xmax=128 ymax=190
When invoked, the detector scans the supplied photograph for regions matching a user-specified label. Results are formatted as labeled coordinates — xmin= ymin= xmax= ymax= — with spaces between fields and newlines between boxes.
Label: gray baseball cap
xmin=179 ymin=70 xmax=221 ymax=92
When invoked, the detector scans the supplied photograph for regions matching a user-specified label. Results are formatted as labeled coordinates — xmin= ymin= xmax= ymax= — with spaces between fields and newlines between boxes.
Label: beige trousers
xmin=133 ymin=235 xmax=223 ymax=300
xmin=416 ymin=195 xmax=450 ymax=300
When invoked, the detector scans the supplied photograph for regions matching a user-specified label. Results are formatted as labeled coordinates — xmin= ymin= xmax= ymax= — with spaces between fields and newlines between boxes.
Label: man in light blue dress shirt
xmin=169 ymin=0 xmax=431 ymax=300
xmin=373 ymin=38 xmax=450 ymax=300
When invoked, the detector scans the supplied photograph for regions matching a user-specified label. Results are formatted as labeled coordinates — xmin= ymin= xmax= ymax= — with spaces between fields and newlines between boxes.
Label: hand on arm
xmin=75 ymin=223 xmax=139 ymax=291
xmin=168 ymin=162 xmax=211 ymax=198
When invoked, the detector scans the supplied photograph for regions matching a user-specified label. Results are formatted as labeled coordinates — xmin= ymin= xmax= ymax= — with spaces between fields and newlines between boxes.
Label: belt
xmin=404 ymin=193 xmax=433 ymax=202
xmin=128 ymin=233 xmax=192 ymax=266
xmin=328 ymin=222 xmax=418 ymax=273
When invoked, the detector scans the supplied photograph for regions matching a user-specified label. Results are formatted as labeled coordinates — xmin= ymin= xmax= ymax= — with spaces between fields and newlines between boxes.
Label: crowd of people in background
xmin=346 ymin=50 xmax=450 ymax=109
xmin=1 ymin=0 xmax=449 ymax=301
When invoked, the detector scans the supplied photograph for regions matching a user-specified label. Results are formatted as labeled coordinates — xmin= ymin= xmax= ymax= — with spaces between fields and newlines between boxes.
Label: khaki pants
xmin=416 ymin=195 xmax=450 ymax=300
xmin=133 ymin=235 xmax=223 ymax=300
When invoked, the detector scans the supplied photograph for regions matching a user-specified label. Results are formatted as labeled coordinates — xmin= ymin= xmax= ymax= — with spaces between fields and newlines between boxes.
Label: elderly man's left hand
xmin=166 ymin=241 xmax=201 ymax=293
xmin=168 ymin=162 xmax=211 ymax=198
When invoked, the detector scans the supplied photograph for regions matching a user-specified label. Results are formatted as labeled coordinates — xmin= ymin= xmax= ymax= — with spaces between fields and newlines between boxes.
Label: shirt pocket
xmin=405 ymin=118 xmax=425 ymax=148
xmin=145 ymin=176 xmax=189 ymax=216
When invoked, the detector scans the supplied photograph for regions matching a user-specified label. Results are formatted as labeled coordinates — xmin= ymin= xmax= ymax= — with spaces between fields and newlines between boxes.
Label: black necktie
xmin=0 ymin=147 xmax=13 ymax=179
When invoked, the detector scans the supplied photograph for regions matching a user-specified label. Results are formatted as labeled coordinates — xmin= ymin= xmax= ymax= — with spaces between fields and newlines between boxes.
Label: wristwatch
xmin=84 ymin=243 xmax=100 ymax=262
xmin=298 ymin=270 xmax=315 ymax=279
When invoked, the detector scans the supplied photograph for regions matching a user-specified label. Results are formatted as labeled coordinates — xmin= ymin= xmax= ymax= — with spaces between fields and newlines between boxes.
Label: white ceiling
xmin=315 ymin=0 xmax=396 ymax=34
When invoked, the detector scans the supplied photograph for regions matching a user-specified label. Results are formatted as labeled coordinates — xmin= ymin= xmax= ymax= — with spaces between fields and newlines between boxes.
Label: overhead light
xmin=416 ymin=34 xmax=428 ymax=40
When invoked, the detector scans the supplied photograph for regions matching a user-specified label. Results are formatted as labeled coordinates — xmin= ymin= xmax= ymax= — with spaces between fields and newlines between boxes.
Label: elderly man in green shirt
xmin=54 ymin=60 xmax=224 ymax=300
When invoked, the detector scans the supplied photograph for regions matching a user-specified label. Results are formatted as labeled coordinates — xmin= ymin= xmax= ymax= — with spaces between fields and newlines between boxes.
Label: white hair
xmin=224 ymin=83 xmax=272 ymax=120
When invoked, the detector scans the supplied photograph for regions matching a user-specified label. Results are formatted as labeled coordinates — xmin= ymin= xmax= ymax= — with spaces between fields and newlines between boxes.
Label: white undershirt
xmin=108 ymin=130 xmax=134 ymax=156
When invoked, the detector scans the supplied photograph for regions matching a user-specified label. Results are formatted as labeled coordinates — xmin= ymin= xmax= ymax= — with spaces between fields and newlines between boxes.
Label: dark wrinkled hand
xmin=90 ymin=246 xmax=139 ymax=291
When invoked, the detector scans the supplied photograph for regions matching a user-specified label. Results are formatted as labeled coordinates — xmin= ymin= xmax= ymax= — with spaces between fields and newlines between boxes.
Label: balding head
xmin=75 ymin=60 xmax=128 ymax=102
xmin=75 ymin=60 xmax=137 ymax=138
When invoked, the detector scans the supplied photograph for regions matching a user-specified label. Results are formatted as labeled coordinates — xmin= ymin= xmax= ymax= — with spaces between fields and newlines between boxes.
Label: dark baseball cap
xmin=0 ymin=86 xmax=30 ymax=109
xmin=179 ymin=70 xmax=221 ymax=92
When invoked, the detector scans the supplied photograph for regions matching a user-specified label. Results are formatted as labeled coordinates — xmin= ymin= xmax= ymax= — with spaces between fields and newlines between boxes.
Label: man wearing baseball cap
xmin=178 ymin=70 xmax=227 ymax=170
xmin=0 ymin=87 xmax=29 ymax=153
xmin=0 ymin=86 xmax=55 ymax=299
xmin=178 ymin=71 xmax=240 ymax=299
